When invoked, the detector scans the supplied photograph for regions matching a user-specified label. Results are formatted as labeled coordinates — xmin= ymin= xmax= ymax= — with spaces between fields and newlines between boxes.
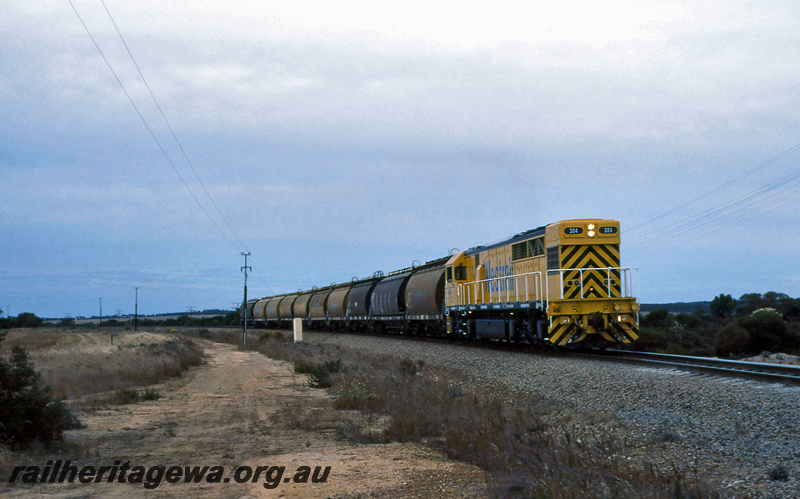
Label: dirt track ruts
xmin=3 ymin=339 xmax=490 ymax=498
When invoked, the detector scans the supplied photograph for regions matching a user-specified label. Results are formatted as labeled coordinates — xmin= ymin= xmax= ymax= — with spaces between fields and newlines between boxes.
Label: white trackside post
xmin=293 ymin=318 xmax=303 ymax=342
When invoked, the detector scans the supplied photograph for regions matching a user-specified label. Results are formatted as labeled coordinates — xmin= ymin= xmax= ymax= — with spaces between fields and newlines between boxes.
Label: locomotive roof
xmin=465 ymin=224 xmax=547 ymax=255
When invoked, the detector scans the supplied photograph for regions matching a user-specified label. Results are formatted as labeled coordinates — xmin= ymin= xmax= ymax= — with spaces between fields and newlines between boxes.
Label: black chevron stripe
xmin=568 ymin=248 xmax=614 ymax=269
xmin=581 ymin=272 xmax=615 ymax=298
xmin=582 ymin=273 xmax=606 ymax=287
xmin=589 ymin=247 xmax=616 ymax=268
xmin=561 ymin=245 xmax=583 ymax=265
xmin=561 ymin=245 xmax=619 ymax=269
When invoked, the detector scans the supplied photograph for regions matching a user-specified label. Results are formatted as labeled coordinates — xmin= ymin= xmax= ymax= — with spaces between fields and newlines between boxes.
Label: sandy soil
xmin=3 ymin=340 xmax=490 ymax=497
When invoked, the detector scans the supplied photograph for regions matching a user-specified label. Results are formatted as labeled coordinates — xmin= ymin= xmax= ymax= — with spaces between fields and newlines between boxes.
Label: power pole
xmin=241 ymin=252 xmax=251 ymax=349
xmin=134 ymin=287 xmax=139 ymax=331
xmin=99 ymin=298 xmax=102 ymax=326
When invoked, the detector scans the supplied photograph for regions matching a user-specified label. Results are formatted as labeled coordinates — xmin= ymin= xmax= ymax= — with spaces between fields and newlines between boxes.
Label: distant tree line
xmin=0 ymin=311 xmax=239 ymax=330
xmin=635 ymin=292 xmax=800 ymax=358
xmin=709 ymin=291 xmax=800 ymax=319
xmin=136 ymin=312 xmax=240 ymax=327
xmin=0 ymin=312 xmax=45 ymax=329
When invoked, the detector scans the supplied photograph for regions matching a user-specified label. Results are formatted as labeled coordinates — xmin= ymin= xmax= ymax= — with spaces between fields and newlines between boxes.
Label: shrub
xmin=739 ymin=309 xmax=787 ymax=353
xmin=715 ymin=323 xmax=751 ymax=357
xmin=334 ymin=378 xmax=378 ymax=410
xmin=141 ymin=388 xmax=161 ymax=401
xmin=117 ymin=388 xmax=140 ymax=404
xmin=635 ymin=325 xmax=716 ymax=356
xmin=715 ymin=308 xmax=799 ymax=356
xmin=294 ymin=359 xmax=341 ymax=388
xmin=399 ymin=358 xmax=423 ymax=377
xmin=641 ymin=309 xmax=672 ymax=328
xmin=117 ymin=387 xmax=163 ymax=404
xmin=0 ymin=338 xmax=81 ymax=449
xmin=632 ymin=327 xmax=672 ymax=352
xmin=259 ymin=330 xmax=288 ymax=342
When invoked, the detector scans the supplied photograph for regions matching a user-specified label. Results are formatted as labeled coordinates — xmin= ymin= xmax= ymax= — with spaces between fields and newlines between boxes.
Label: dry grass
xmin=190 ymin=328 xmax=718 ymax=498
xmin=0 ymin=328 xmax=205 ymax=473
xmin=0 ymin=329 xmax=71 ymax=352
xmin=2 ymin=329 xmax=204 ymax=407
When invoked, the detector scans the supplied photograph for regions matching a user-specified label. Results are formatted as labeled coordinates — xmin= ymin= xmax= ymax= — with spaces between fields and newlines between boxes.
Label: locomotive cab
xmin=444 ymin=251 xmax=476 ymax=308
xmin=544 ymin=220 xmax=639 ymax=345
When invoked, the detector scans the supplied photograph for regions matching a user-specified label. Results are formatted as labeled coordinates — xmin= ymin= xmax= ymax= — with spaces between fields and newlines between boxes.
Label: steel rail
xmin=582 ymin=349 xmax=800 ymax=386
xmin=261 ymin=325 xmax=800 ymax=387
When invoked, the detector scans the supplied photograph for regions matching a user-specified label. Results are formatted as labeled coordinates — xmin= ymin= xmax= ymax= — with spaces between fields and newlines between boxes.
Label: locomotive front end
xmin=545 ymin=220 xmax=639 ymax=346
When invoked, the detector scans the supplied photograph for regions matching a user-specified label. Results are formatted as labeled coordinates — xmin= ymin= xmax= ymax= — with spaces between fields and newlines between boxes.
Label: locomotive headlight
xmin=588 ymin=230 xmax=596 ymax=237
xmin=588 ymin=224 xmax=595 ymax=230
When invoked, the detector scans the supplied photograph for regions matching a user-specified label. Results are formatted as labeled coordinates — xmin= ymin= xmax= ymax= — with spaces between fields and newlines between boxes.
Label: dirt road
xmin=4 ymin=340 xmax=490 ymax=497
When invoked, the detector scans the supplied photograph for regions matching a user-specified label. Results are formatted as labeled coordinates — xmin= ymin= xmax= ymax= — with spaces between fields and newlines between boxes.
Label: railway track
xmin=580 ymin=349 xmax=800 ymax=386
xmin=240 ymin=323 xmax=800 ymax=387
xmin=298 ymin=328 xmax=800 ymax=386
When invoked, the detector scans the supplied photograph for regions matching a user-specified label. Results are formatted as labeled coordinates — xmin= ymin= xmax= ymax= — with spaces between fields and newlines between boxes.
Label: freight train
xmin=241 ymin=219 xmax=639 ymax=346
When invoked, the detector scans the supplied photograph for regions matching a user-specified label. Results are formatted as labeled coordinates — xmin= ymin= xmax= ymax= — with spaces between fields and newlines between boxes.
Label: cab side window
xmin=454 ymin=265 xmax=467 ymax=281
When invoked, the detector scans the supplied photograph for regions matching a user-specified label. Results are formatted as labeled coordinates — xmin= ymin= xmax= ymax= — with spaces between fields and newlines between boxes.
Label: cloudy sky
xmin=2 ymin=0 xmax=798 ymax=318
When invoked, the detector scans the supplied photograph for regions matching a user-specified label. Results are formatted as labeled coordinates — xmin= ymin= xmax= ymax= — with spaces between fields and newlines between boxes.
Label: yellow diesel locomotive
xmin=444 ymin=219 xmax=639 ymax=346
xmin=244 ymin=219 xmax=639 ymax=346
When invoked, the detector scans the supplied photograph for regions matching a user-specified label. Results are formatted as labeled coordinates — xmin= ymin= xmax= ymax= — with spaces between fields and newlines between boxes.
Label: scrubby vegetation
xmin=136 ymin=312 xmax=240 ymax=328
xmin=116 ymin=387 xmax=161 ymax=404
xmin=634 ymin=291 xmax=800 ymax=358
xmin=190 ymin=327 xmax=716 ymax=497
xmin=0 ymin=331 xmax=81 ymax=449
xmin=0 ymin=330 xmax=205 ymax=406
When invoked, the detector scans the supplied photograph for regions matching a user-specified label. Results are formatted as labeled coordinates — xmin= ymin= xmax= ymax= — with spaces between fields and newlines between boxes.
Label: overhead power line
xmin=99 ymin=0 xmax=249 ymax=252
xmin=628 ymin=142 xmax=800 ymax=233
xmin=68 ymin=0 xmax=247 ymax=253
xmin=626 ymin=154 xmax=800 ymax=254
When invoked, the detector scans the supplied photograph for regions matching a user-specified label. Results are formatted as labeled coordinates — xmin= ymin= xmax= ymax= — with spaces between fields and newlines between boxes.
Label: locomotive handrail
xmin=545 ymin=267 xmax=639 ymax=301
xmin=456 ymin=271 xmax=542 ymax=306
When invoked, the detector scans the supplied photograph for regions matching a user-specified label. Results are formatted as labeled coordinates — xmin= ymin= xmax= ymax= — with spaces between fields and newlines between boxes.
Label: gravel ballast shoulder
xmin=306 ymin=332 xmax=800 ymax=498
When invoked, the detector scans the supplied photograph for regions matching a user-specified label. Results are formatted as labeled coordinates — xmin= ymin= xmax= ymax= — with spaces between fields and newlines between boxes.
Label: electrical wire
xmin=99 ymin=0 xmax=249 ymax=252
xmin=626 ymin=165 xmax=799 ymax=254
xmin=627 ymin=142 xmax=800 ymax=233
xmin=68 ymin=0 xmax=244 ymax=252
